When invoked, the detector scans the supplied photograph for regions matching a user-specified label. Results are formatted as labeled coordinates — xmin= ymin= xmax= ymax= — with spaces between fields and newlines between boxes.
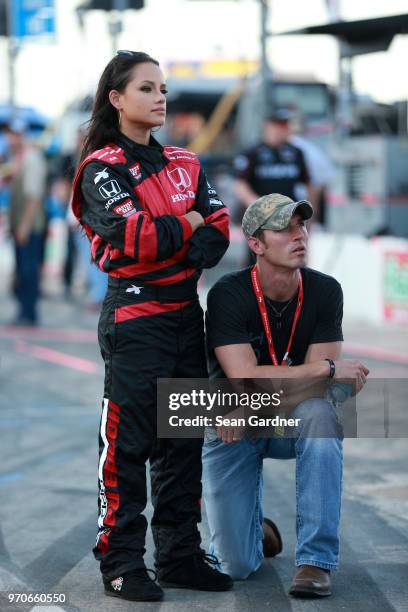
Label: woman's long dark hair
xmin=80 ymin=51 xmax=159 ymax=162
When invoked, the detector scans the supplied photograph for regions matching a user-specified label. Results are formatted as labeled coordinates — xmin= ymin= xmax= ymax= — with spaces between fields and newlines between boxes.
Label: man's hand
xmin=216 ymin=423 xmax=245 ymax=443
xmin=333 ymin=359 xmax=369 ymax=394
xmin=13 ymin=196 xmax=41 ymax=246
xmin=305 ymin=343 xmax=369 ymax=395
xmin=216 ymin=407 xmax=246 ymax=443
xmin=15 ymin=221 xmax=31 ymax=245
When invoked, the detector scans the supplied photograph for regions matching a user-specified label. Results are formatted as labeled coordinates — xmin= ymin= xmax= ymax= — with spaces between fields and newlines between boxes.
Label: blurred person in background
xmin=49 ymin=128 xmax=83 ymax=297
xmin=51 ymin=127 xmax=108 ymax=305
xmin=5 ymin=119 xmax=47 ymax=326
xmin=48 ymin=167 xmax=77 ymax=297
xmin=234 ymin=109 xmax=314 ymax=264
xmin=234 ymin=109 xmax=314 ymax=209
xmin=71 ymin=51 xmax=231 ymax=601
xmin=290 ymin=114 xmax=335 ymax=229
xmin=0 ymin=127 xmax=12 ymax=238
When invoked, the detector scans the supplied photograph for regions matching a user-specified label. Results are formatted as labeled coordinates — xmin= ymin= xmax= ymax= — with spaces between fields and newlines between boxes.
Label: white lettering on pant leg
xmin=97 ymin=398 xmax=109 ymax=533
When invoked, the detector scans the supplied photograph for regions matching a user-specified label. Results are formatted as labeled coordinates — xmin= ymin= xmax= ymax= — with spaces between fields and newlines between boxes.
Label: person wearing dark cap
xmin=234 ymin=110 xmax=314 ymax=220
xmin=202 ymin=193 xmax=369 ymax=597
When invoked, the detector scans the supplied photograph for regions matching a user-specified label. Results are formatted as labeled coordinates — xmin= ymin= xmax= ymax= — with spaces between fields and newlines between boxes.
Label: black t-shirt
xmin=206 ymin=267 xmax=343 ymax=378
xmin=234 ymin=142 xmax=310 ymax=202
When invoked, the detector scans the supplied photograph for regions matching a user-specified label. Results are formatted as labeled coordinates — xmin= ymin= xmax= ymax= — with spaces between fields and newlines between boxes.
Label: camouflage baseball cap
xmin=242 ymin=193 xmax=313 ymax=238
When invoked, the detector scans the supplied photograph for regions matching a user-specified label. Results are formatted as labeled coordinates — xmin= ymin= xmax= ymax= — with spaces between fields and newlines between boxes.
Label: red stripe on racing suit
xmin=115 ymin=300 xmax=192 ymax=324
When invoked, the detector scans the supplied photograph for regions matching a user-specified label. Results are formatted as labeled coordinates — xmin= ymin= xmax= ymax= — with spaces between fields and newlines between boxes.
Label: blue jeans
xmin=14 ymin=232 xmax=44 ymax=323
xmin=202 ymin=398 xmax=343 ymax=579
xmin=75 ymin=232 xmax=107 ymax=304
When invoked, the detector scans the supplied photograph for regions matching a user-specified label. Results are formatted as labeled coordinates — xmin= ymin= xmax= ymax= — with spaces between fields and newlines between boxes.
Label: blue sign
xmin=11 ymin=0 xmax=56 ymax=39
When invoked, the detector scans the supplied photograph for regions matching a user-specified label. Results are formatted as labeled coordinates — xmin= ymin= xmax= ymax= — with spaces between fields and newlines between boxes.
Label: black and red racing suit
xmin=72 ymin=133 xmax=229 ymax=580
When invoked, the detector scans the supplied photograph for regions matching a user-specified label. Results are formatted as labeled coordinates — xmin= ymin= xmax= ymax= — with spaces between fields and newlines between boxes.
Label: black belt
xmin=107 ymin=276 xmax=198 ymax=303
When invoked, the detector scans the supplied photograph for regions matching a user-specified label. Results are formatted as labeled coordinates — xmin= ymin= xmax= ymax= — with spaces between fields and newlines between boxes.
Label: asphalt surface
xmin=0 ymin=288 xmax=407 ymax=612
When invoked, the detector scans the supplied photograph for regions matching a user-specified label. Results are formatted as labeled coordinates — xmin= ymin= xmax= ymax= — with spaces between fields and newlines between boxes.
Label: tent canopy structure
xmin=279 ymin=13 xmax=408 ymax=56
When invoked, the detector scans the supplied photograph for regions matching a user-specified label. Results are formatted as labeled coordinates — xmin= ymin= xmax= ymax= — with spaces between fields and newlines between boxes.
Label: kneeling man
xmin=203 ymin=194 xmax=368 ymax=597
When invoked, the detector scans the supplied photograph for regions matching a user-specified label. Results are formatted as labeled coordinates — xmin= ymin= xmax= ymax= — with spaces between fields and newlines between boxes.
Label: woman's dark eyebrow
xmin=140 ymin=80 xmax=167 ymax=87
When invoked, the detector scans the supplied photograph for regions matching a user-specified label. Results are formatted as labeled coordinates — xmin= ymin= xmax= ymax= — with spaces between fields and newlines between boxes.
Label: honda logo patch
xmin=99 ymin=180 xmax=121 ymax=199
xmin=167 ymin=167 xmax=192 ymax=193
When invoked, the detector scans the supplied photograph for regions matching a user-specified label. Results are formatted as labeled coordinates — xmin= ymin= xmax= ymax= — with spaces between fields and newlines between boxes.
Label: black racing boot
xmin=103 ymin=568 xmax=164 ymax=601
xmin=158 ymin=552 xmax=233 ymax=591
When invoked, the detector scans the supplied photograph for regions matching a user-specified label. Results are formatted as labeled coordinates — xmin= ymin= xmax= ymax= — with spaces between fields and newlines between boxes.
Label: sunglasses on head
xmin=116 ymin=50 xmax=137 ymax=57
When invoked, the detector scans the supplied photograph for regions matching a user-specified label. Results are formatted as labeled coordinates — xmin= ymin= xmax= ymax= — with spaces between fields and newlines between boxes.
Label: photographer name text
xmin=168 ymin=415 xmax=301 ymax=427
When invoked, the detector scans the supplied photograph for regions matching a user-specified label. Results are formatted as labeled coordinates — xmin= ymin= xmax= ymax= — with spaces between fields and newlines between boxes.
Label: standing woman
xmin=71 ymin=51 xmax=231 ymax=602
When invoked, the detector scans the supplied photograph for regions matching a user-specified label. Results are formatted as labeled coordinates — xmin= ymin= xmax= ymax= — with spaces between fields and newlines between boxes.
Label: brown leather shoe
xmin=262 ymin=517 xmax=282 ymax=558
xmin=289 ymin=565 xmax=331 ymax=598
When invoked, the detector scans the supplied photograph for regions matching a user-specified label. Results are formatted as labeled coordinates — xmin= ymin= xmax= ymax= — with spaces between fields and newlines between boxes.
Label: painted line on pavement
xmin=0 ymin=325 xmax=97 ymax=343
xmin=14 ymin=340 xmax=103 ymax=374
xmin=4 ymin=327 xmax=406 ymax=365
xmin=7 ymin=334 xmax=408 ymax=372
xmin=344 ymin=342 xmax=408 ymax=366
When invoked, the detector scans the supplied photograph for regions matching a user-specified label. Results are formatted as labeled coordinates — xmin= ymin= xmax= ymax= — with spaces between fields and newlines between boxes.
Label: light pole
xmin=6 ymin=0 xmax=20 ymax=119
xmin=325 ymin=0 xmax=352 ymax=136
xmin=109 ymin=0 xmax=128 ymax=54
xmin=260 ymin=0 xmax=271 ymax=120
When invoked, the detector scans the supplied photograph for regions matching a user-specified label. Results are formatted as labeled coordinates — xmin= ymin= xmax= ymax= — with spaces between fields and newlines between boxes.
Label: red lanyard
xmin=251 ymin=265 xmax=303 ymax=366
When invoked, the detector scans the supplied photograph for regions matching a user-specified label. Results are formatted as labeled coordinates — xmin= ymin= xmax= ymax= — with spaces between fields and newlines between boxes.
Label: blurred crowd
xmin=0 ymin=119 xmax=108 ymax=326
xmin=0 ymin=107 xmax=334 ymax=327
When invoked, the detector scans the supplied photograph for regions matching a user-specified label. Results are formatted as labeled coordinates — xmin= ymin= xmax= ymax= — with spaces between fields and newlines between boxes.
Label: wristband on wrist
xmin=325 ymin=358 xmax=335 ymax=379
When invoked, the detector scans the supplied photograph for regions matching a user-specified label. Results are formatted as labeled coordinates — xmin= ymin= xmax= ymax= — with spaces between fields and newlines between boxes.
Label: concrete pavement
xmin=0 ymin=290 xmax=407 ymax=612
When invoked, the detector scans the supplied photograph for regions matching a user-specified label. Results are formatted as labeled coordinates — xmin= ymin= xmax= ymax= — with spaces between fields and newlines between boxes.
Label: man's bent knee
xmin=292 ymin=398 xmax=342 ymax=438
